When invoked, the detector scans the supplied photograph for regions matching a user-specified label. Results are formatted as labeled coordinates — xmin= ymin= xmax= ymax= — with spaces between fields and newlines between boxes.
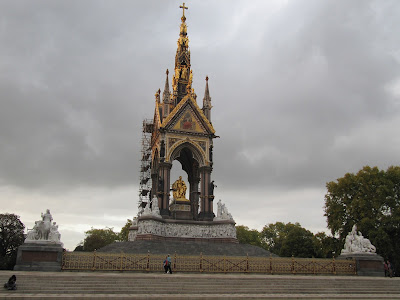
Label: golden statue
xmin=180 ymin=23 xmax=187 ymax=34
xmin=172 ymin=176 xmax=188 ymax=201
xmin=181 ymin=66 xmax=188 ymax=79
xmin=175 ymin=67 xmax=181 ymax=80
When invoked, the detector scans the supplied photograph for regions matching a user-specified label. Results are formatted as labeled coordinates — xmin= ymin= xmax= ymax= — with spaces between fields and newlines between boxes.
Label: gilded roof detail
xmin=161 ymin=95 xmax=215 ymax=134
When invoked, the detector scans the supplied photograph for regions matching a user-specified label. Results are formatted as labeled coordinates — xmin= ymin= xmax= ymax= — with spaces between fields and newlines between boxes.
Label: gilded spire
xmin=172 ymin=3 xmax=191 ymax=106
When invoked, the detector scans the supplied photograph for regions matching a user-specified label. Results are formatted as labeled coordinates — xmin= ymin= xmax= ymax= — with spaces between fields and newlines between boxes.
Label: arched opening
xmin=169 ymin=143 xmax=202 ymax=219
xmin=152 ymin=141 xmax=214 ymax=221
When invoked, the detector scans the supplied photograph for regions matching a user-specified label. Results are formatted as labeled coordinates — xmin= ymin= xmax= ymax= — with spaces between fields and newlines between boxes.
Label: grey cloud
xmin=207 ymin=0 xmax=400 ymax=190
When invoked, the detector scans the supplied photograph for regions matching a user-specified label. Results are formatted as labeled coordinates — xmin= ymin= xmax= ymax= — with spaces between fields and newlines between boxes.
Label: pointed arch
xmin=168 ymin=140 xmax=205 ymax=167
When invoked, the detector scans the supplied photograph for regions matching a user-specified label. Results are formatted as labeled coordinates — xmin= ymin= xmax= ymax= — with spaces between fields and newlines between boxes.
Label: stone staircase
xmin=1 ymin=271 xmax=399 ymax=299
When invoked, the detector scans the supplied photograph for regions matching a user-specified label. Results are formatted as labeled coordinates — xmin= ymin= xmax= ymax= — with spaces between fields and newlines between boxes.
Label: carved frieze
xmin=168 ymin=137 xmax=179 ymax=149
xmin=130 ymin=219 xmax=236 ymax=241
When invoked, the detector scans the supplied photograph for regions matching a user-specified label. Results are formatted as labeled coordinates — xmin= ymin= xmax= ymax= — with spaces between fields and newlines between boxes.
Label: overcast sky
xmin=1 ymin=0 xmax=400 ymax=251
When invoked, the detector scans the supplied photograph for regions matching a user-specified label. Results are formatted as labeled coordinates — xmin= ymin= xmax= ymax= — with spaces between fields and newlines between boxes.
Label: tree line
xmin=236 ymin=223 xmax=340 ymax=258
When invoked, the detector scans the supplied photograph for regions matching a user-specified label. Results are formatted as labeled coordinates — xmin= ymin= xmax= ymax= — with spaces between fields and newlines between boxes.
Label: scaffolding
xmin=138 ymin=119 xmax=153 ymax=215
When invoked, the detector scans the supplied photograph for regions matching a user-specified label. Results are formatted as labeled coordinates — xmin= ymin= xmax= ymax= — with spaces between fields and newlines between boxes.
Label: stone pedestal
xmin=170 ymin=200 xmax=192 ymax=220
xmin=338 ymin=253 xmax=384 ymax=277
xmin=14 ymin=243 xmax=64 ymax=272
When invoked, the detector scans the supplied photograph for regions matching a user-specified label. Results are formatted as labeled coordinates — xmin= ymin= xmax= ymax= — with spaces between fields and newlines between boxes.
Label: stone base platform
xmin=99 ymin=239 xmax=275 ymax=257
xmin=135 ymin=234 xmax=237 ymax=243
xmin=129 ymin=215 xmax=237 ymax=243
xmin=14 ymin=243 xmax=64 ymax=272
xmin=338 ymin=253 xmax=384 ymax=277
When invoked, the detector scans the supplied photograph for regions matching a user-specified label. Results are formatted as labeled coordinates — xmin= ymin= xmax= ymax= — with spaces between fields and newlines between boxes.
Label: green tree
xmin=312 ymin=232 xmax=340 ymax=258
xmin=73 ymin=241 xmax=84 ymax=252
xmin=0 ymin=213 xmax=25 ymax=269
xmin=324 ymin=165 xmax=400 ymax=274
xmin=236 ymin=225 xmax=265 ymax=248
xmin=83 ymin=227 xmax=118 ymax=251
xmin=118 ymin=219 xmax=133 ymax=242
xmin=260 ymin=222 xmax=286 ymax=255
xmin=261 ymin=222 xmax=316 ymax=258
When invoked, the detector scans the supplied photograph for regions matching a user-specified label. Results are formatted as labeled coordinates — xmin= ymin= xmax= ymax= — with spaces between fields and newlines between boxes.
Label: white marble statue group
xmin=214 ymin=200 xmax=234 ymax=221
xmin=141 ymin=196 xmax=161 ymax=217
xmin=341 ymin=224 xmax=376 ymax=255
xmin=25 ymin=209 xmax=62 ymax=245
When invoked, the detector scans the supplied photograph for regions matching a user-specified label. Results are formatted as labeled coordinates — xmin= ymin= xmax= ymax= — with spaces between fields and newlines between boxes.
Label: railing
xmin=62 ymin=251 xmax=356 ymax=275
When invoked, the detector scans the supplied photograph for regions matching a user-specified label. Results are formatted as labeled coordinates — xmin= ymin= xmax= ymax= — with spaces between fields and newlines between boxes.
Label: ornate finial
xmin=155 ymin=89 xmax=161 ymax=103
xmin=203 ymin=75 xmax=211 ymax=119
xmin=180 ymin=3 xmax=188 ymax=21
xmin=163 ymin=70 xmax=171 ymax=106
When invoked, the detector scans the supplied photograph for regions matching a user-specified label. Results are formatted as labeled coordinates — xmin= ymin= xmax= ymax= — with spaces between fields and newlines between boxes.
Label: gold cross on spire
xmin=180 ymin=2 xmax=188 ymax=18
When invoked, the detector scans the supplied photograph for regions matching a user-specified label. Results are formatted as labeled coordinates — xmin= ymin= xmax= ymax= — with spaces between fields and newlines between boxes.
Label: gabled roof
xmin=161 ymin=95 xmax=215 ymax=135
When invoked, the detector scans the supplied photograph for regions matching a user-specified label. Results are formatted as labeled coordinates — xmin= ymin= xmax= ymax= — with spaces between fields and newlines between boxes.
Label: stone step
xmin=10 ymin=278 xmax=393 ymax=283
xmin=1 ymin=271 xmax=399 ymax=299
xmin=8 ymin=279 xmax=400 ymax=290
xmin=7 ymin=283 xmax=400 ymax=291
xmin=2 ymin=294 xmax=400 ymax=300
xmin=6 ymin=289 xmax=400 ymax=294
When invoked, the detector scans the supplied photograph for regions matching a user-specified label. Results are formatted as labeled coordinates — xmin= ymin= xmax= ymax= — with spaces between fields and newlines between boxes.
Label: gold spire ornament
xmin=187 ymin=69 xmax=193 ymax=90
xmin=180 ymin=2 xmax=188 ymax=21
xmin=155 ymin=89 xmax=161 ymax=103
xmin=175 ymin=68 xmax=181 ymax=80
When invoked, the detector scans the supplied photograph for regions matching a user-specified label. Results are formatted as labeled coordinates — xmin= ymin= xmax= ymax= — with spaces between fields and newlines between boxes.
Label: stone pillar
xmin=198 ymin=166 xmax=213 ymax=221
xmin=159 ymin=162 xmax=172 ymax=217
xmin=189 ymin=175 xmax=200 ymax=220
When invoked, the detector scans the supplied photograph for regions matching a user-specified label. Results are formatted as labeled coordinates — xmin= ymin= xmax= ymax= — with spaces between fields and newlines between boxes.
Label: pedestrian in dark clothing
xmin=387 ymin=260 xmax=393 ymax=278
xmin=3 ymin=275 xmax=16 ymax=290
xmin=384 ymin=261 xmax=389 ymax=277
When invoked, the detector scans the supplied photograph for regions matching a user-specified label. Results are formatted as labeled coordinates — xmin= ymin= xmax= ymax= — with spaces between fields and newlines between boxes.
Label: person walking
xmin=384 ymin=261 xmax=389 ymax=277
xmin=387 ymin=260 xmax=393 ymax=278
xmin=164 ymin=254 xmax=172 ymax=274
